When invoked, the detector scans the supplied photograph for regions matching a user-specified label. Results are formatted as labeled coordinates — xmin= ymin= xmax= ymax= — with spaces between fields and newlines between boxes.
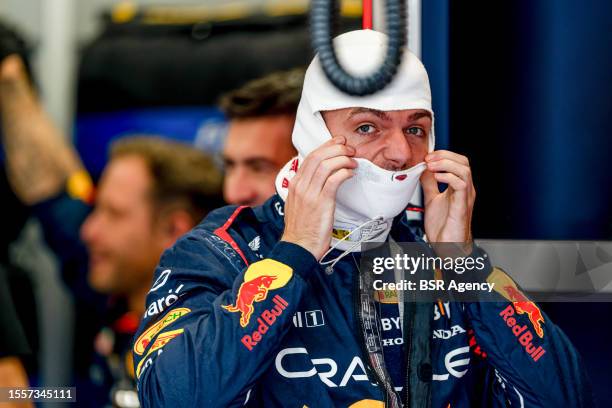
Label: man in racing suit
xmin=133 ymin=30 xmax=593 ymax=407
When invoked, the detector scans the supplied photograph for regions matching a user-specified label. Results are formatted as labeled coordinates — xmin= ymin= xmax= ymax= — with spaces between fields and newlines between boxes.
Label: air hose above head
xmin=310 ymin=0 xmax=407 ymax=96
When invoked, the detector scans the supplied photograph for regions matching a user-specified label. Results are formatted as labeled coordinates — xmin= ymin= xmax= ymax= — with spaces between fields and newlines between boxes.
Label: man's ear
xmin=159 ymin=209 xmax=194 ymax=249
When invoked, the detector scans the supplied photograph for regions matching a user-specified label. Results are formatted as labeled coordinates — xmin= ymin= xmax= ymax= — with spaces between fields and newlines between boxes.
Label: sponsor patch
xmin=499 ymin=305 xmax=546 ymax=362
xmin=374 ymin=289 xmax=398 ymax=304
xmin=293 ymin=310 xmax=325 ymax=328
xmin=488 ymin=267 xmax=545 ymax=338
xmin=134 ymin=308 xmax=190 ymax=355
xmin=222 ymin=259 xmax=292 ymax=327
xmin=144 ymin=284 xmax=185 ymax=319
xmin=240 ymin=295 xmax=289 ymax=351
xmin=332 ymin=228 xmax=351 ymax=240
xmin=135 ymin=329 xmax=184 ymax=378
xmin=349 ymin=400 xmax=385 ymax=408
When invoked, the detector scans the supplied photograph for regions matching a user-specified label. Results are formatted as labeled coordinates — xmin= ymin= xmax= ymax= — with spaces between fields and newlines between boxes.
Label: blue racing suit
xmin=133 ymin=195 xmax=593 ymax=407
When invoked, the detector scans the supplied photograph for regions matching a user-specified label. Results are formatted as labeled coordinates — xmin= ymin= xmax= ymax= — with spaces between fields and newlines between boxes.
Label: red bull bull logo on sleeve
xmin=499 ymin=303 xmax=546 ymax=362
xmin=241 ymin=294 xmax=289 ymax=351
xmin=488 ymin=268 xmax=547 ymax=362
xmin=222 ymin=259 xmax=293 ymax=328
xmin=502 ymin=285 xmax=545 ymax=338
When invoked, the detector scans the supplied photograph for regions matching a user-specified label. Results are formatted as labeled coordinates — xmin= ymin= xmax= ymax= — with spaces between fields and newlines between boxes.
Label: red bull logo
xmin=488 ymin=267 xmax=546 ymax=362
xmin=502 ymin=285 xmax=545 ymax=338
xmin=500 ymin=304 xmax=547 ymax=362
xmin=222 ymin=259 xmax=293 ymax=327
xmin=223 ymin=275 xmax=277 ymax=327
xmin=241 ymin=294 xmax=289 ymax=350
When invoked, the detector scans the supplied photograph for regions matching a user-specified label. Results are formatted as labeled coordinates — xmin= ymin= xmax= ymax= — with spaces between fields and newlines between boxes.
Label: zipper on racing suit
xmin=402 ymin=292 xmax=416 ymax=407
xmin=352 ymin=265 xmax=387 ymax=406
xmin=351 ymin=254 xmax=403 ymax=408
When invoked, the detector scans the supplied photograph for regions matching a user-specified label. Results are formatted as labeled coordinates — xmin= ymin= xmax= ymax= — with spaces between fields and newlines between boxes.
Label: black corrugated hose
xmin=310 ymin=0 xmax=406 ymax=96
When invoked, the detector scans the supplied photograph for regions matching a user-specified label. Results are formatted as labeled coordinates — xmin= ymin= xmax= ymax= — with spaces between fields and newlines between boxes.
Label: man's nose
xmin=224 ymin=169 xmax=257 ymax=206
xmin=80 ymin=212 xmax=100 ymax=245
xmin=383 ymin=128 xmax=412 ymax=169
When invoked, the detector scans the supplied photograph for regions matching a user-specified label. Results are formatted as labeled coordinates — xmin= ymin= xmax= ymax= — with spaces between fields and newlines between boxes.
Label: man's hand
xmin=420 ymin=150 xmax=475 ymax=244
xmin=281 ymin=136 xmax=356 ymax=260
xmin=0 ymin=54 xmax=86 ymax=205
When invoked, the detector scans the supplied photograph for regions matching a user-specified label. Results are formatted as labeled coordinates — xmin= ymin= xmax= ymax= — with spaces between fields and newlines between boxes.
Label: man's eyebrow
xmin=407 ymin=110 xmax=432 ymax=121
xmin=244 ymin=157 xmax=275 ymax=167
xmin=222 ymin=156 xmax=273 ymax=167
xmin=348 ymin=107 xmax=391 ymax=122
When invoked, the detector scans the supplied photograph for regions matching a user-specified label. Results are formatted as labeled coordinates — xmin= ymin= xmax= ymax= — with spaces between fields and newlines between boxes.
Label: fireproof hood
xmin=294 ymin=29 xmax=434 ymax=155
xmin=276 ymin=29 xmax=435 ymax=252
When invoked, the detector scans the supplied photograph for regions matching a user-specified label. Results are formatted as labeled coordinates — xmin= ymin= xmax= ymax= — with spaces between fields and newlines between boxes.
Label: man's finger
xmin=308 ymin=155 xmax=357 ymax=194
xmin=321 ymin=168 xmax=354 ymax=199
xmin=0 ymin=54 xmax=26 ymax=82
xmin=426 ymin=150 xmax=469 ymax=166
xmin=0 ymin=55 xmax=31 ymax=102
xmin=420 ymin=169 xmax=439 ymax=205
xmin=298 ymin=137 xmax=354 ymax=185
xmin=433 ymin=172 xmax=469 ymax=195
xmin=426 ymin=158 xmax=471 ymax=183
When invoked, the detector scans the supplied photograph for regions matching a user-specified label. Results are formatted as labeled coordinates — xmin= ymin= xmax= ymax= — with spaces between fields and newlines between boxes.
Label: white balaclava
xmin=275 ymin=29 xmax=435 ymax=253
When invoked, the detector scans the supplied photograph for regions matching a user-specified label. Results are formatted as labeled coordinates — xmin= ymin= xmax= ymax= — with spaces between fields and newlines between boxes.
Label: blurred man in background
xmin=1 ymin=15 xmax=298 ymax=406
xmin=0 ymin=21 xmax=37 ymax=404
xmin=81 ymin=138 xmax=224 ymax=316
xmin=219 ymin=68 xmax=303 ymax=206
xmin=0 ymin=52 xmax=223 ymax=406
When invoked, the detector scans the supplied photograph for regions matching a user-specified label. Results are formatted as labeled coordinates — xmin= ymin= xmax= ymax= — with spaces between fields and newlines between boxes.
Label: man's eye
xmin=407 ymin=127 xmax=425 ymax=137
xmin=249 ymin=162 xmax=274 ymax=174
xmin=251 ymin=163 xmax=265 ymax=173
xmin=356 ymin=124 xmax=376 ymax=134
